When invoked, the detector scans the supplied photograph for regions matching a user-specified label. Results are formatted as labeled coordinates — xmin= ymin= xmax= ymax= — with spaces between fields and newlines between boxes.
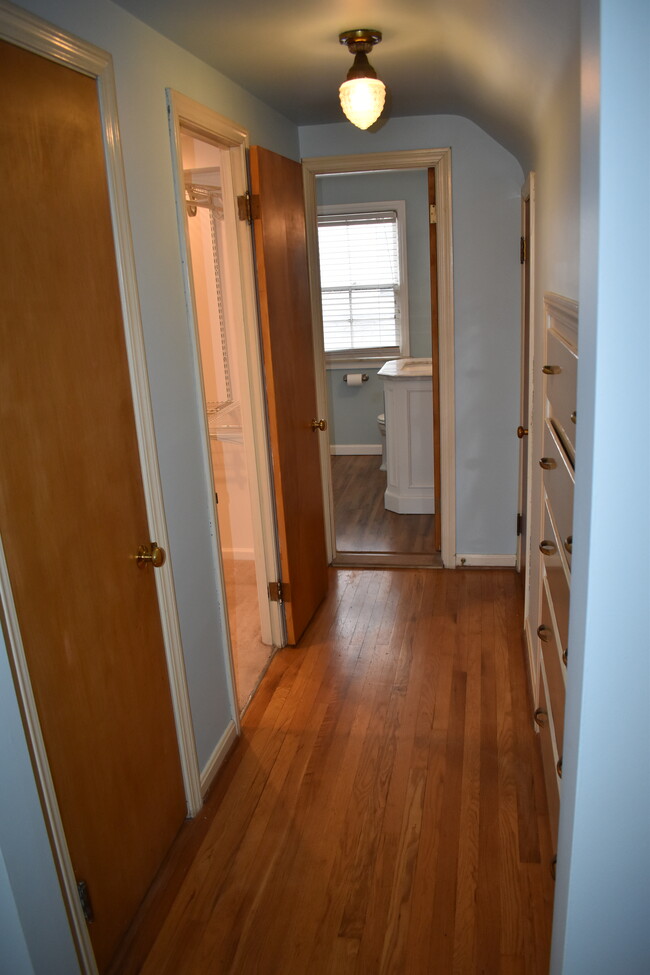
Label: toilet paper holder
xmin=343 ymin=373 xmax=369 ymax=383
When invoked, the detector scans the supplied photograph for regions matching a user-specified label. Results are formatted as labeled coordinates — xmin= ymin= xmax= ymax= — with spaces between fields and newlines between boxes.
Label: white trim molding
xmin=303 ymin=149 xmax=456 ymax=568
xmin=166 ymin=88 xmax=287 ymax=694
xmin=200 ymin=720 xmax=238 ymax=796
xmin=455 ymin=554 xmax=517 ymax=567
xmin=544 ymin=292 xmax=578 ymax=351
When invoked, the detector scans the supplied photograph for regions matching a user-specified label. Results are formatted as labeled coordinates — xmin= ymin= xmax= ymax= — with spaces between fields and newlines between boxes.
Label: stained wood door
xmin=249 ymin=146 xmax=328 ymax=644
xmin=0 ymin=41 xmax=186 ymax=971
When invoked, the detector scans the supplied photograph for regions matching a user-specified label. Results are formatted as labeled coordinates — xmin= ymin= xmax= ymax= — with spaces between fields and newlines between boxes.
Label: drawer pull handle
xmin=564 ymin=535 xmax=573 ymax=554
xmin=551 ymin=855 xmax=557 ymax=881
xmin=557 ymin=756 xmax=563 ymax=779
xmin=539 ymin=457 xmax=557 ymax=470
xmin=562 ymin=647 xmax=568 ymax=667
xmin=537 ymin=624 xmax=552 ymax=643
xmin=539 ymin=540 xmax=557 ymax=556
xmin=570 ymin=410 xmax=577 ymax=424
xmin=542 ymin=364 xmax=561 ymax=375
xmin=534 ymin=707 xmax=548 ymax=727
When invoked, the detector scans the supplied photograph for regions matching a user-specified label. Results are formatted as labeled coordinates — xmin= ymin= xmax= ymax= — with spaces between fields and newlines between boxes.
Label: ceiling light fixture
xmin=338 ymin=29 xmax=386 ymax=130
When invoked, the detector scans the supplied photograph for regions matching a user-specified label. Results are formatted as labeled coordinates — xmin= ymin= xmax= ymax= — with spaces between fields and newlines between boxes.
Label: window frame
xmin=317 ymin=200 xmax=410 ymax=366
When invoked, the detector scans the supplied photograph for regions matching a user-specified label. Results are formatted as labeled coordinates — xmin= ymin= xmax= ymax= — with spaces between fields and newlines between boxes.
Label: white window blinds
xmin=317 ymin=209 xmax=402 ymax=356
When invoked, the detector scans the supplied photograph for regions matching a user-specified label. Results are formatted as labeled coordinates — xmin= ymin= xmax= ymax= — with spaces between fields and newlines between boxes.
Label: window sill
xmin=325 ymin=355 xmax=404 ymax=371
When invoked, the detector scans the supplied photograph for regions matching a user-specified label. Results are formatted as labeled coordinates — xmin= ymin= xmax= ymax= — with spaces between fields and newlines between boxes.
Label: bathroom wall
xmin=317 ymin=169 xmax=430 ymax=448
xmin=301 ymin=116 xmax=524 ymax=557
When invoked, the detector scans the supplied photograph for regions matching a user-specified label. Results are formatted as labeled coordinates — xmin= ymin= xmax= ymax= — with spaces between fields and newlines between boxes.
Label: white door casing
xmin=302 ymin=149 xmax=456 ymax=569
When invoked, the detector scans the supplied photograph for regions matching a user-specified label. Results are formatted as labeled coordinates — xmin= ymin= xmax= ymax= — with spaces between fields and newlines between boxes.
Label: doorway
xmin=303 ymin=150 xmax=457 ymax=569
xmin=168 ymin=94 xmax=285 ymax=711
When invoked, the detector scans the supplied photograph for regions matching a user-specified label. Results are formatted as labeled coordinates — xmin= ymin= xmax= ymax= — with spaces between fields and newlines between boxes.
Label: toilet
xmin=377 ymin=413 xmax=387 ymax=471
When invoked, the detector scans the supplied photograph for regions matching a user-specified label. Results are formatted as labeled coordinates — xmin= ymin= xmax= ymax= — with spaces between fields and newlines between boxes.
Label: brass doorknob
xmin=135 ymin=542 xmax=166 ymax=568
xmin=534 ymin=707 xmax=548 ymax=728
xmin=517 ymin=425 xmax=528 ymax=438
xmin=311 ymin=418 xmax=328 ymax=432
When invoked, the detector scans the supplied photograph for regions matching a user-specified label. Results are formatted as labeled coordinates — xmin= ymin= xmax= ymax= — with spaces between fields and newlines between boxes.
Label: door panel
xmin=249 ymin=147 xmax=328 ymax=643
xmin=0 ymin=41 xmax=185 ymax=971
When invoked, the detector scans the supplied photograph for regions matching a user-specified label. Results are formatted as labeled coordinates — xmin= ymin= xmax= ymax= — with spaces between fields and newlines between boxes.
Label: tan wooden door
xmin=249 ymin=147 xmax=328 ymax=644
xmin=0 ymin=42 xmax=186 ymax=971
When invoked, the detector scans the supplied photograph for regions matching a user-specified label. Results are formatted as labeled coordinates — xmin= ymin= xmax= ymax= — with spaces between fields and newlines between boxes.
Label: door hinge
xmin=517 ymin=513 xmax=523 ymax=536
xmin=237 ymin=191 xmax=260 ymax=223
xmin=429 ymin=203 xmax=437 ymax=224
xmin=520 ymin=235 xmax=527 ymax=264
xmin=77 ymin=880 xmax=94 ymax=923
xmin=268 ymin=580 xmax=290 ymax=603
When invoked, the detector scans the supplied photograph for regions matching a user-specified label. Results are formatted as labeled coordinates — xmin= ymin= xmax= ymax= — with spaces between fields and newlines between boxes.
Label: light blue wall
xmin=0 ymin=632 xmax=80 ymax=975
xmin=317 ymin=170 xmax=430 ymax=446
xmin=551 ymin=1 xmax=650 ymax=971
xmin=302 ymin=116 xmax=524 ymax=556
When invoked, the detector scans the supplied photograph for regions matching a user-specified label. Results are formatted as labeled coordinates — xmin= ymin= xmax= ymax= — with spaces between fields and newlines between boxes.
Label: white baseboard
xmin=221 ymin=547 xmax=255 ymax=559
xmin=455 ymin=554 xmax=517 ymax=567
xmin=199 ymin=720 xmax=238 ymax=797
xmin=384 ymin=488 xmax=435 ymax=515
xmin=330 ymin=444 xmax=382 ymax=456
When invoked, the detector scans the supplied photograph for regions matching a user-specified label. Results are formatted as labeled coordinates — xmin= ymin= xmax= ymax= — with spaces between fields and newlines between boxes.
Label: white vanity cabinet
xmin=378 ymin=358 xmax=434 ymax=515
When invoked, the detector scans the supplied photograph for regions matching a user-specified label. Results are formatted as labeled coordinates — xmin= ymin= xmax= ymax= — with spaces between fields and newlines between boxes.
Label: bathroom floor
xmin=331 ymin=455 xmax=437 ymax=555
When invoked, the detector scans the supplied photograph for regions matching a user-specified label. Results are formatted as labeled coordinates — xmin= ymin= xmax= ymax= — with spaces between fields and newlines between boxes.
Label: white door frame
xmin=519 ymin=172 xmax=536 ymax=617
xmin=302 ymin=150 xmax=456 ymax=569
xmin=166 ymin=92 xmax=286 ymax=684
xmin=0 ymin=3 xmax=202 ymax=972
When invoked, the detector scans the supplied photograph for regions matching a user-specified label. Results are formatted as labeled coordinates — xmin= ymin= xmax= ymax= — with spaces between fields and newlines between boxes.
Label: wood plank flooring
xmin=118 ymin=568 xmax=554 ymax=974
xmin=332 ymin=455 xmax=436 ymax=556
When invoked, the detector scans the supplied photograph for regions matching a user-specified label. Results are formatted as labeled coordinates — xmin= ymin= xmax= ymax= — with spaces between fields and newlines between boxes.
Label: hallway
xmin=116 ymin=567 xmax=553 ymax=974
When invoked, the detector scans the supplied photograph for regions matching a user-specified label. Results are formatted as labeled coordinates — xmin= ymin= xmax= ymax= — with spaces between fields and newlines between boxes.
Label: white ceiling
xmin=113 ymin=0 xmax=579 ymax=167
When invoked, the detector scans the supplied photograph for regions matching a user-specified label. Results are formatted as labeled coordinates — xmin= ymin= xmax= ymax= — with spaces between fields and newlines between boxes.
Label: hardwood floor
xmin=332 ymin=455 xmax=436 ymax=556
xmin=117 ymin=568 xmax=554 ymax=974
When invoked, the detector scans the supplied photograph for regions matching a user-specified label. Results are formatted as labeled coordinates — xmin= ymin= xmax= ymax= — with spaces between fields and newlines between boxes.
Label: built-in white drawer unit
xmin=532 ymin=293 xmax=578 ymax=863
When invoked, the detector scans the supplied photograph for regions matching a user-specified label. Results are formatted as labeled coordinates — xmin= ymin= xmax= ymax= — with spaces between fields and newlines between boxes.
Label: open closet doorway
xmin=168 ymin=93 xmax=284 ymax=712
xmin=303 ymin=150 xmax=457 ymax=569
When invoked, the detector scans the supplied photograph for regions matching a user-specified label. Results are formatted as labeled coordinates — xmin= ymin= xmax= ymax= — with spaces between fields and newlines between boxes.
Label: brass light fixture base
xmin=339 ymin=29 xmax=382 ymax=54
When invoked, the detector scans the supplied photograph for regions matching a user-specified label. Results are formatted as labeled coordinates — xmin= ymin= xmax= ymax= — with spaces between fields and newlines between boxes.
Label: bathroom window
xmin=317 ymin=201 xmax=408 ymax=361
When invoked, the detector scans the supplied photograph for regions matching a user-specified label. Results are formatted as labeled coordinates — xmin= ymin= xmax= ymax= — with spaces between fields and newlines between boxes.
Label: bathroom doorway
xmin=303 ymin=152 xmax=456 ymax=568
xmin=169 ymin=94 xmax=284 ymax=711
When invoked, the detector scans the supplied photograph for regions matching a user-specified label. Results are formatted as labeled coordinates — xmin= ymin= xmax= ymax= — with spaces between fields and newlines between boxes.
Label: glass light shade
xmin=339 ymin=77 xmax=386 ymax=130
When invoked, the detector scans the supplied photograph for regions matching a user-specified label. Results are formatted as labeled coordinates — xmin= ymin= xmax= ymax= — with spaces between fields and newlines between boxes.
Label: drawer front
xmin=536 ymin=667 xmax=560 ymax=849
xmin=540 ymin=500 xmax=571 ymax=618
xmin=545 ymin=329 xmax=577 ymax=461
xmin=545 ymin=541 xmax=570 ymax=667
xmin=539 ymin=578 xmax=566 ymax=753
xmin=541 ymin=422 xmax=574 ymax=571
